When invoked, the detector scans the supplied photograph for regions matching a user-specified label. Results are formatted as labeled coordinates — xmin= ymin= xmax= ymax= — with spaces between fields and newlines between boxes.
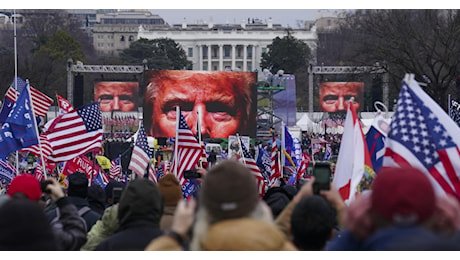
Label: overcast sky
xmin=151 ymin=9 xmax=334 ymax=28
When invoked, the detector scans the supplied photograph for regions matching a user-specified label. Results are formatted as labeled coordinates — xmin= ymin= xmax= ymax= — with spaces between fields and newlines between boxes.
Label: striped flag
xmin=239 ymin=138 xmax=266 ymax=197
xmin=109 ymin=156 xmax=122 ymax=180
xmin=383 ymin=74 xmax=460 ymax=199
xmin=45 ymin=102 xmax=103 ymax=162
xmin=0 ymin=158 xmax=16 ymax=184
xmin=20 ymin=134 xmax=52 ymax=162
xmin=6 ymin=84 xmax=53 ymax=118
xmin=148 ymin=161 xmax=158 ymax=184
xmin=34 ymin=158 xmax=44 ymax=181
xmin=128 ymin=122 xmax=151 ymax=178
xmin=94 ymin=170 xmax=110 ymax=188
xmin=171 ymin=109 xmax=202 ymax=186
xmin=270 ymin=136 xmax=281 ymax=187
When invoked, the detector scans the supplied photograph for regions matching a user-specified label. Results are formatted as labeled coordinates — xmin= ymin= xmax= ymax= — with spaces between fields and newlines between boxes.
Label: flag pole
xmin=197 ymin=108 xmax=203 ymax=168
xmin=236 ymin=133 xmax=246 ymax=166
xmin=26 ymin=83 xmax=47 ymax=179
xmin=173 ymin=106 xmax=179 ymax=176
xmin=281 ymin=121 xmax=286 ymax=167
xmin=13 ymin=9 xmax=19 ymax=174
xmin=448 ymin=94 xmax=451 ymax=117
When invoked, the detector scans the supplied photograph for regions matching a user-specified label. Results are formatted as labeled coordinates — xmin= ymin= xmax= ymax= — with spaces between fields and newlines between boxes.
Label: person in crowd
xmin=326 ymin=166 xmax=460 ymax=250
xmin=88 ymin=184 xmax=107 ymax=216
xmin=95 ymin=178 xmax=164 ymax=250
xmin=319 ymin=82 xmax=363 ymax=112
xmin=143 ymin=70 xmax=257 ymax=139
xmin=263 ymin=185 xmax=296 ymax=219
xmin=4 ymin=174 xmax=87 ymax=250
xmin=104 ymin=179 xmax=125 ymax=207
xmin=157 ymin=174 xmax=183 ymax=230
xmin=81 ymin=203 xmax=120 ymax=251
xmin=94 ymin=81 xmax=138 ymax=112
xmin=0 ymin=198 xmax=58 ymax=250
xmin=290 ymin=195 xmax=337 ymax=250
xmin=46 ymin=172 xmax=101 ymax=232
xmin=145 ymin=160 xmax=296 ymax=251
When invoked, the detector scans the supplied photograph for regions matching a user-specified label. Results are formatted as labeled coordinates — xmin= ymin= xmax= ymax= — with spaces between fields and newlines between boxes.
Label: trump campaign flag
xmin=383 ymin=74 xmax=460 ymax=199
xmin=45 ymin=102 xmax=103 ymax=162
xmin=0 ymin=85 xmax=39 ymax=159
xmin=365 ymin=113 xmax=389 ymax=174
xmin=333 ymin=101 xmax=374 ymax=204
xmin=56 ymin=94 xmax=73 ymax=114
xmin=128 ymin=122 xmax=151 ymax=178
xmin=0 ymin=77 xmax=27 ymax=123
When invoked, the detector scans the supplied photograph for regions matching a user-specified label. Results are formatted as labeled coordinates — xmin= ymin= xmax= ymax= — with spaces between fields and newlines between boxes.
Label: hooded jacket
xmin=95 ymin=179 xmax=164 ymax=250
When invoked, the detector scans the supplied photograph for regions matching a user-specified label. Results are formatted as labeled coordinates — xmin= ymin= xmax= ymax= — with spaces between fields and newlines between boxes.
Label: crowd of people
xmin=1 ymin=156 xmax=460 ymax=251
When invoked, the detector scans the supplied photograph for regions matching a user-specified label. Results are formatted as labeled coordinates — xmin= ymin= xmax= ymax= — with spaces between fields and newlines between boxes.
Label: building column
xmin=198 ymin=45 xmax=203 ymax=71
xmin=231 ymin=44 xmax=236 ymax=70
xmin=219 ymin=44 xmax=223 ymax=71
xmin=252 ymin=45 xmax=256 ymax=71
xmin=207 ymin=44 xmax=212 ymax=71
xmin=243 ymin=44 xmax=248 ymax=71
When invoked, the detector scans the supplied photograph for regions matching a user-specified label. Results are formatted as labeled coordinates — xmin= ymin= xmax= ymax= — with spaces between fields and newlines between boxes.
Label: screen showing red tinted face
xmin=143 ymin=70 xmax=257 ymax=139
xmin=319 ymin=82 xmax=364 ymax=112
xmin=94 ymin=81 xmax=139 ymax=112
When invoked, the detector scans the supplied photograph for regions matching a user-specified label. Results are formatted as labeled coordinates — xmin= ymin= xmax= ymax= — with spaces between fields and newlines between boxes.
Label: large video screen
xmin=143 ymin=70 xmax=258 ymax=139
xmin=94 ymin=80 xmax=139 ymax=112
xmin=318 ymin=82 xmax=364 ymax=112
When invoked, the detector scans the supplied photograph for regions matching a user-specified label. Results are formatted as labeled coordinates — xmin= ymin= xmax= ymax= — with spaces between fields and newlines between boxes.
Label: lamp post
xmin=67 ymin=58 xmax=73 ymax=106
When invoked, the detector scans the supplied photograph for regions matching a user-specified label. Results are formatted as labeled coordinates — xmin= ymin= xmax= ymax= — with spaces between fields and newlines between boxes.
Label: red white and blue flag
xmin=45 ymin=102 xmax=103 ymax=162
xmin=239 ymin=138 xmax=266 ymax=197
xmin=383 ymin=74 xmax=460 ymax=200
xmin=171 ymin=109 xmax=202 ymax=186
xmin=128 ymin=122 xmax=151 ymax=178
xmin=109 ymin=156 xmax=122 ymax=180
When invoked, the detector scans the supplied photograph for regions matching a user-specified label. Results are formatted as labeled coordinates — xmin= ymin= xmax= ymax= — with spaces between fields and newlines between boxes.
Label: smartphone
xmin=112 ymin=187 xmax=123 ymax=204
xmin=312 ymin=162 xmax=332 ymax=194
xmin=183 ymin=169 xmax=202 ymax=179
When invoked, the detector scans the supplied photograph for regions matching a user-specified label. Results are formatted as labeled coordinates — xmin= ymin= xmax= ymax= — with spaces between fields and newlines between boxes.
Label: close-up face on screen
xmin=143 ymin=70 xmax=257 ymax=139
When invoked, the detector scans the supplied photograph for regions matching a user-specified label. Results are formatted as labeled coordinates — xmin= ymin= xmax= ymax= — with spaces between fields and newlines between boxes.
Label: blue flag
xmin=256 ymin=144 xmax=271 ymax=181
xmin=0 ymin=159 xmax=16 ymax=184
xmin=366 ymin=115 xmax=388 ymax=174
xmin=0 ymin=85 xmax=39 ymax=159
xmin=284 ymin=126 xmax=297 ymax=167
xmin=0 ymin=77 xmax=27 ymax=123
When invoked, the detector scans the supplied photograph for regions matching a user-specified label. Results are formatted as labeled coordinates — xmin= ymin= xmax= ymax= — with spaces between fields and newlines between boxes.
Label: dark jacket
xmin=47 ymin=196 xmax=102 ymax=232
xmin=326 ymin=226 xmax=451 ymax=251
xmin=50 ymin=197 xmax=88 ymax=250
xmin=95 ymin=178 xmax=164 ymax=251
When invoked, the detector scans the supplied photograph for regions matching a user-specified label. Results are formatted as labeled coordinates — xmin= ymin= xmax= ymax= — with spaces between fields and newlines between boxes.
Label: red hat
xmin=371 ymin=166 xmax=435 ymax=225
xmin=7 ymin=174 xmax=42 ymax=201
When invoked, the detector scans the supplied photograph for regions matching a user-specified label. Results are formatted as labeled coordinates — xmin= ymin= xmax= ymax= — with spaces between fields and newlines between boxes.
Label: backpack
xmin=50 ymin=206 xmax=91 ymax=231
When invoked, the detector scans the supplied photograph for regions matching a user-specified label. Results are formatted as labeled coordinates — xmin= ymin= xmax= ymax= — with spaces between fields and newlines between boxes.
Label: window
xmin=120 ymin=35 xmax=125 ymax=41
xmin=262 ymin=47 xmax=267 ymax=54
xmin=128 ymin=35 xmax=134 ymax=41
xmin=247 ymin=46 xmax=253 ymax=58
xmin=237 ymin=47 xmax=242 ymax=58
xmin=224 ymin=46 xmax=231 ymax=58
xmin=188 ymin=48 xmax=193 ymax=57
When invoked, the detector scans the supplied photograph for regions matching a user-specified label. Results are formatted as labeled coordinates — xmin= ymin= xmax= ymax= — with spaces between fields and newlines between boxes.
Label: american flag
xmin=45 ymin=102 xmax=103 ymax=162
xmin=6 ymin=84 xmax=53 ymax=118
xmin=270 ymin=136 xmax=281 ymax=187
xmin=109 ymin=156 xmax=122 ymax=180
xmin=128 ymin=122 xmax=151 ymax=178
xmin=383 ymin=74 xmax=460 ymax=199
xmin=239 ymin=138 xmax=266 ymax=196
xmin=34 ymin=158 xmax=44 ymax=181
xmin=147 ymin=159 xmax=158 ymax=184
xmin=20 ymin=134 xmax=52 ymax=162
xmin=171 ymin=109 xmax=202 ymax=186
xmin=94 ymin=170 xmax=110 ymax=188
xmin=0 ymin=158 xmax=16 ymax=184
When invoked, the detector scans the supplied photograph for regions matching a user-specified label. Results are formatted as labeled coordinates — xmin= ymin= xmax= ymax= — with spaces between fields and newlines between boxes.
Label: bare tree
xmin=338 ymin=10 xmax=460 ymax=109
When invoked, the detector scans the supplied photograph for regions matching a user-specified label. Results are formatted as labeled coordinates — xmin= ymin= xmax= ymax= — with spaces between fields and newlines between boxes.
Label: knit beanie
xmin=200 ymin=160 xmax=259 ymax=221
xmin=372 ymin=166 xmax=435 ymax=225
xmin=7 ymin=174 xmax=42 ymax=201
xmin=67 ymin=172 xmax=89 ymax=198
xmin=158 ymin=174 xmax=182 ymax=206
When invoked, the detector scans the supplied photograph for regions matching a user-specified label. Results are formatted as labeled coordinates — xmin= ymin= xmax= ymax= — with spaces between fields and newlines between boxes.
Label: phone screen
xmin=314 ymin=167 xmax=331 ymax=183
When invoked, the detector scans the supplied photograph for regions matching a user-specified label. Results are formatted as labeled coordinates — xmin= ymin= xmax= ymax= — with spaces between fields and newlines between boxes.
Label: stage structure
xmin=307 ymin=64 xmax=389 ymax=113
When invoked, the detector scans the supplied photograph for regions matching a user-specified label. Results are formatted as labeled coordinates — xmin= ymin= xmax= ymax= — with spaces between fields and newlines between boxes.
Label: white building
xmin=137 ymin=18 xmax=317 ymax=71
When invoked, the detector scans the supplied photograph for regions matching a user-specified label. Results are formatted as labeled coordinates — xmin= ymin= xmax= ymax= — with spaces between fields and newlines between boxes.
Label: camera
xmin=183 ymin=169 xmax=202 ymax=179
xmin=312 ymin=161 xmax=332 ymax=195
xmin=40 ymin=180 xmax=53 ymax=194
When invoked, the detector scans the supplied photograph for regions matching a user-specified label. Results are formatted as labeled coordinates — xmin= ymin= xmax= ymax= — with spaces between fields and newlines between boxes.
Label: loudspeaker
xmin=74 ymin=74 xmax=84 ymax=108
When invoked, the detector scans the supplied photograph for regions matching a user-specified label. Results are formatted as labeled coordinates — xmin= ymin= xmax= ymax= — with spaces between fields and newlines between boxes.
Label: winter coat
xmin=80 ymin=204 xmax=119 ymax=251
xmin=95 ymin=179 xmax=164 ymax=251
xmin=160 ymin=205 xmax=176 ymax=231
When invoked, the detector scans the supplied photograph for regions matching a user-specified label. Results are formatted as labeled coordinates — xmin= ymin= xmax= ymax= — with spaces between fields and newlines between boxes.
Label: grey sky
xmin=151 ymin=9 xmax=337 ymax=28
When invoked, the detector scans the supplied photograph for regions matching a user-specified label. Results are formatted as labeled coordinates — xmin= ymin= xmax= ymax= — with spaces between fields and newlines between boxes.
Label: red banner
xmin=62 ymin=155 xmax=100 ymax=180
